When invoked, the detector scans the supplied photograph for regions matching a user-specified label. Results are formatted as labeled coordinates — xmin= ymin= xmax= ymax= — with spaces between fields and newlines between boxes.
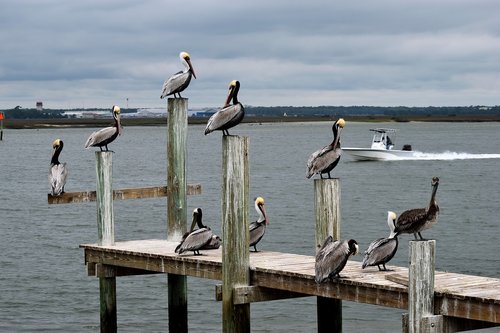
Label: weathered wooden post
xmin=166 ymin=98 xmax=188 ymax=333
xmin=314 ymin=178 xmax=342 ymax=333
xmin=407 ymin=240 xmax=436 ymax=333
xmin=222 ymin=136 xmax=250 ymax=333
xmin=95 ymin=151 xmax=116 ymax=333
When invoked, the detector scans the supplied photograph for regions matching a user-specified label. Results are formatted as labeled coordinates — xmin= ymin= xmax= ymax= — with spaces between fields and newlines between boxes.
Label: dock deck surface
xmin=81 ymin=239 xmax=499 ymax=324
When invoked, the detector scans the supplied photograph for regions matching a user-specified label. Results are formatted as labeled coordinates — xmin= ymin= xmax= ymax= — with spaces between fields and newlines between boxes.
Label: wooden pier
xmin=50 ymin=99 xmax=499 ymax=332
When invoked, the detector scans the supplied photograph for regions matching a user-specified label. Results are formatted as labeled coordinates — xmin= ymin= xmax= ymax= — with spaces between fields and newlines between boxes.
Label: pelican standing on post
xmin=362 ymin=211 xmax=399 ymax=271
xmin=175 ymin=208 xmax=213 ymax=255
xmin=49 ymin=139 xmax=68 ymax=196
xmin=249 ymin=197 xmax=268 ymax=252
xmin=84 ymin=105 xmax=122 ymax=151
xmin=315 ymin=237 xmax=359 ymax=283
xmin=394 ymin=176 xmax=440 ymax=240
xmin=160 ymin=51 xmax=196 ymax=99
xmin=204 ymin=80 xmax=244 ymax=136
xmin=306 ymin=118 xmax=345 ymax=179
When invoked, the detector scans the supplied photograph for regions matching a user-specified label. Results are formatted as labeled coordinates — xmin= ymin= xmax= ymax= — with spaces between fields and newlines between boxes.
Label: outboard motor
xmin=402 ymin=144 xmax=412 ymax=151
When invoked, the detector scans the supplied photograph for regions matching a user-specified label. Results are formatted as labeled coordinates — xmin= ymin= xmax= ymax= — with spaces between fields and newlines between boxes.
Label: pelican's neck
xmin=231 ymin=83 xmax=240 ymax=105
xmin=427 ymin=182 xmax=439 ymax=210
xmin=387 ymin=213 xmax=397 ymax=239
xmin=114 ymin=113 xmax=122 ymax=135
xmin=256 ymin=203 xmax=267 ymax=224
xmin=51 ymin=146 xmax=62 ymax=165
xmin=331 ymin=125 xmax=341 ymax=148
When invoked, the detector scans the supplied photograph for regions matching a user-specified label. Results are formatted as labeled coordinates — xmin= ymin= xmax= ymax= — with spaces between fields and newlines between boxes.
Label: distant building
xmin=36 ymin=101 xmax=43 ymax=111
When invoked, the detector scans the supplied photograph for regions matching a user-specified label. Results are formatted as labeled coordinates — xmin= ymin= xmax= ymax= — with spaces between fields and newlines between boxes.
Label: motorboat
xmin=342 ymin=128 xmax=416 ymax=161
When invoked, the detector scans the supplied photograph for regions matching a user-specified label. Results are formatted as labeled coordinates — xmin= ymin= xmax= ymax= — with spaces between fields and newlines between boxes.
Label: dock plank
xmin=80 ymin=239 xmax=500 ymax=324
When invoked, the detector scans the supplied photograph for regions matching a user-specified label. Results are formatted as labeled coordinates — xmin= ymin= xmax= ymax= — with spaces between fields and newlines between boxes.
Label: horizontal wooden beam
xmin=215 ymin=285 xmax=309 ymax=304
xmin=48 ymin=184 xmax=202 ymax=204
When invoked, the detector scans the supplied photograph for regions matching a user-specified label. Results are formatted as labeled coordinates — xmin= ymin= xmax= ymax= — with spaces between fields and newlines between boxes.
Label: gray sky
xmin=1 ymin=0 xmax=499 ymax=109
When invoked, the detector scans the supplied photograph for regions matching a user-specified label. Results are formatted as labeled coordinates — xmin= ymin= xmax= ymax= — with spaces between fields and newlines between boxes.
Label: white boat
xmin=342 ymin=128 xmax=416 ymax=161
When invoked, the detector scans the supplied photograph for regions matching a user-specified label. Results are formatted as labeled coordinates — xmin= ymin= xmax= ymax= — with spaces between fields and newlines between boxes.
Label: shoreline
xmin=3 ymin=114 xmax=500 ymax=129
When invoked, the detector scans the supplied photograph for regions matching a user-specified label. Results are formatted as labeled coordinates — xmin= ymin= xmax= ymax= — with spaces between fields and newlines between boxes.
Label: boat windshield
xmin=370 ymin=129 xmax=397 ymax=150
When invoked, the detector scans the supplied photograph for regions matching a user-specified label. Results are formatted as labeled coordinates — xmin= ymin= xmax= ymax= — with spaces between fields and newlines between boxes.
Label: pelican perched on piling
xmin=362 ymin=211 xmax=399 ymax=271
xmin=84 ymin=105 xmax=122 ymax=151
xmin=315 ymin=237 xmax=359 ymax=283
xmin=204 ymin=80 xmax=244 ymax=136
xmin=306 ymin=118 xmax=345 ymax=179
xmin=160 ymin=51 xmax=196 ymax=99
xmin=175 ymin=208 xmax=213 ymax=255
xmin=394 ymin=177 xmax=440 ymax=240
xmin=49 ymin=139 xmax=68 ymax=196
xmin=249 ymin=197 xmax=268 ymax=252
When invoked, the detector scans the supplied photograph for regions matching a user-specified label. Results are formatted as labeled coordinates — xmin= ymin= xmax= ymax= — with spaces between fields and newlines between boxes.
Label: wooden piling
xmin=95 ymin=151 xmax=116 ymax=332
xmin=166 ymin=98 xmax=188 ymax=333
xmin=408 ymin=240 xmax=435 ymax=333
xmin=222 ymin=136 xmax=250 ymax=333
xmin=314 ymin=178 xmax=342 ymax=333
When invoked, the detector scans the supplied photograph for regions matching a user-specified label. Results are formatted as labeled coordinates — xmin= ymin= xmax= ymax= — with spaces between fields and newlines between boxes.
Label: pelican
xmin=362 ymin=211 xmax=399 ymax=271
xmin=204 ymin=80 xmax=245 ymax=136
xmin=175 ymin=208 xmax=213 ymax=255
xmin=249 ymin=197 xmax=268 ymax=252
xmin=394 ymin=176 xmax=440 ymax=240
xmin=84 ymin=105 xmax=122 ymax=151
xmin=49 ymin=139 xmax=68 ymax=196
xmin=306 ymin=118 xmax=345 ymax=179
xmin=315 ymin=237 xmax=359 ymax=283
xmin=160 ymin=51 xmax=196 ymax=99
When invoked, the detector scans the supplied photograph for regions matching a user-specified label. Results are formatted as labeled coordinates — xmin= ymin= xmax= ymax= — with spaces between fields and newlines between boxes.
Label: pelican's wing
xmin=362 ymin=238 xmax=397 ymax=268
xmin=175 ymin=228 xmax=213 ymax=254
xmin=249 ymin=221 xmax=266 ymax=246
xmin=205 ymin=104 xmax=245 ymax=134
xmin=395 ymin=208 xmax=427 ymax=233
xmin=306 ymin=146 xmax=338 ymax=178
xmin=85 ymin=126 xmax=115 ymax=148
xmin=160 ymin=71 xmax=191 ymax=98
xmin=315 ymin=238 xmax=349 ymax=282
xmin=49 ymin=163 xmax=68 ymax=195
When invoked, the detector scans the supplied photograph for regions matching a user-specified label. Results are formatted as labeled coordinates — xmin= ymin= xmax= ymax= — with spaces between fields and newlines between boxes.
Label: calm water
xmin=1 ymin=121 xmax=499 ymax=332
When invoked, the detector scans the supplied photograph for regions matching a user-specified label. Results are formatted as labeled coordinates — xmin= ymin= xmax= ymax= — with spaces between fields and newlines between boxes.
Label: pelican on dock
xmin=49 ymin=139 xmax=68 ymax=196
xmin=84 ymin=105 xmax=122 ymax=151
xmin=204 ymin=80 xmax=245 ymax=136
xmin=306 ymin=118 xmax=345 ymax=179
xmin=362 ymin=211 xmax=399 ymax=271
xmin=315 ymin=237 xmax=359 ymax=283
xmin=249 ymin=197 xmax=268 ymax=252
xmin=175 ymin=208 xmax=213 ymax=255
xmin=160 ymin=51 xmax=196 ymax=99
xmin=394 ymin=177 xmax=440 ymax=240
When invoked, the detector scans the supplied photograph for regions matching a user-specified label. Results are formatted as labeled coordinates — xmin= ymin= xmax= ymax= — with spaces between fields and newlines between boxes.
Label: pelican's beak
xmin=261 ymin=204 xmax=269 ymax=225
xmin=187 ymin=58 xmax=196 ymax=79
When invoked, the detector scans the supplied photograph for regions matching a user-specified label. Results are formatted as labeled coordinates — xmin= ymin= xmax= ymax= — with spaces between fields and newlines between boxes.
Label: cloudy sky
xmin=1 ymin=0 xmax=499 ymax=109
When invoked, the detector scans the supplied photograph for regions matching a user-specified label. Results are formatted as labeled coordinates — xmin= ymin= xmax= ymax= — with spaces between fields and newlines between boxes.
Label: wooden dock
xmin=49 ymin=99 xmax=500 ymax=332
xmin=81 ymin=239 xmax=500 ymax=326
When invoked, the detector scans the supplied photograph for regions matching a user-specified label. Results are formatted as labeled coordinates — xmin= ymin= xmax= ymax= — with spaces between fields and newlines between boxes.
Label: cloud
xmin=1 ymin=0 xmax=499 ymax=108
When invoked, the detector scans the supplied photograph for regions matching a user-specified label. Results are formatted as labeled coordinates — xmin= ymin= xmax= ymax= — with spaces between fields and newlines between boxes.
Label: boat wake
xmin=388 ymin=151 xmax=500 ymax=161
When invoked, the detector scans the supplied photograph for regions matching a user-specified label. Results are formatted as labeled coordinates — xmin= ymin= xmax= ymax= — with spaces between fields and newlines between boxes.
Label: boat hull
xmin=342 ymin=148 xmax=416 ymax=161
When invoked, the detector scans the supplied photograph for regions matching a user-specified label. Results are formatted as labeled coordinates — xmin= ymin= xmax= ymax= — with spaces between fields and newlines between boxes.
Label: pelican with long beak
xmin=315 ymin=237 xmax=359 ymax=283
xmin=175 ymin=208 xmax=213 ymax=255
xmin=84 ymin=105 xmax=122 ymax=151
xmin=394 ymin=177 xmax=440 ymax=240
xmin=49 ymin=139 xmax=68 ymax=196
xmin=249 ymin=197 xmax=268 ymax=252
xmin=204 ymin=80 xmax=245 ymax=136
xmin=160 ymin=51 xmax=196 ymax=99
xmin=306 ymin=118 xmax=345 ymax=179
xmin=362 ymin=211 xmax=399 ymax=271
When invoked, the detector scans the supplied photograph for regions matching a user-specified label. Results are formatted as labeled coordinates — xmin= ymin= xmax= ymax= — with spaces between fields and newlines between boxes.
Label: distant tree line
xmin=1 ymin=107 xmax=139 ymax=119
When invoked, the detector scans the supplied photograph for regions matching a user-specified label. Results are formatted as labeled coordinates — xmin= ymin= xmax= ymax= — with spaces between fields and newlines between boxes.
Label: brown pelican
xmin=175 ymin=208 xmax=213 ymax=255
xmin=315 ymin=237 xmax=359 ymax=283
xmin=84 ymin=105 xmax=122 ymax=151
xmin=306 ymin=118 xmax=345 ymax=179
xmin=394 ymin=176 xmax=440 ymax=240
xmin=160 ymin=51 xmax=196 ymax=99
xmin=204 ymin=80 xmax=245 ymax=136
xmin=362 ymin=211 xmax=399 ymax=271
xmin=249 ymin=197 xmax=268 ymax=252
xmin=49 ymin=139 xmax=68 ymax=196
